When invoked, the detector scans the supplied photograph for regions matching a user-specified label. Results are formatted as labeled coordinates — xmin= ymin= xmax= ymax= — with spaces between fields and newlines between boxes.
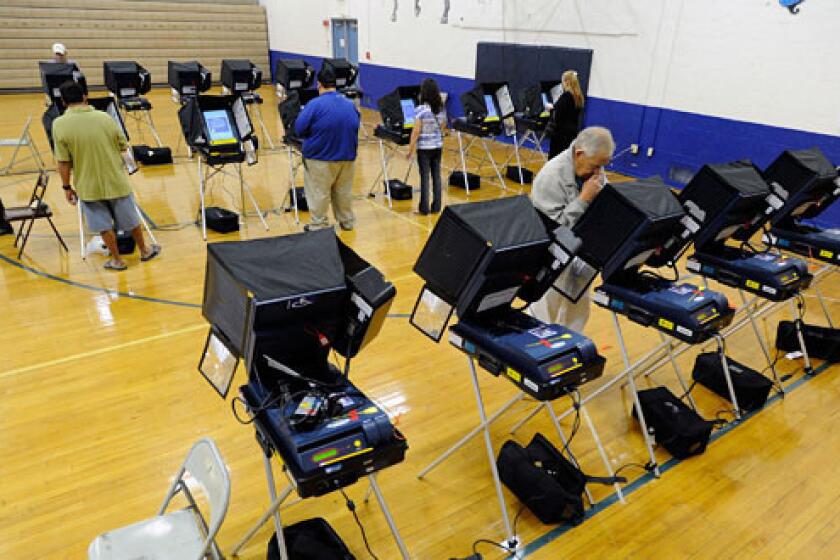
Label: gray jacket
xmin=530 ymin=146 xmax=589 ymax=228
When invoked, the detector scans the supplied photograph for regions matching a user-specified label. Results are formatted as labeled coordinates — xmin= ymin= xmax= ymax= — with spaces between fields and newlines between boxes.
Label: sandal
xmin=104 ymin=259 xmax=128 ymax=271
xmin=140 ymin=244 xmax=162 ymax=262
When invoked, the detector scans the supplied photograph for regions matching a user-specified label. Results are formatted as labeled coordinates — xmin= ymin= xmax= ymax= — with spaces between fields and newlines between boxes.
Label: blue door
xmin=331 ymin=19 xmax=358 ymax=64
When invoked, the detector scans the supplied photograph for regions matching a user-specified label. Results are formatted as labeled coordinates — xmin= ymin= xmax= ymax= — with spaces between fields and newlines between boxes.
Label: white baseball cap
xmin=52 ymin=43 xmax=67 ymax=55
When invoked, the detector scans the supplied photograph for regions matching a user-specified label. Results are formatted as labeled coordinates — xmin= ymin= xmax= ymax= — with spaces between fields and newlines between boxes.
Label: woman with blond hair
xmin=547 ymin=70 xmax=585 ymax=160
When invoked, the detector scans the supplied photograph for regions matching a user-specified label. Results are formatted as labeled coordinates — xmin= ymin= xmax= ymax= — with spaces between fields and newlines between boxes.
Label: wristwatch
xmin=62 ymin=184 xmax=73 ymax=191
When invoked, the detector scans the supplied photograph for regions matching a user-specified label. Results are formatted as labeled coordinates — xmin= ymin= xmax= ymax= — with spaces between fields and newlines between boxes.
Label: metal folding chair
xmin=2 ymin=172 xmax=67 ymax=259
xmin=88 ymin=437 xmax=230 ymax=560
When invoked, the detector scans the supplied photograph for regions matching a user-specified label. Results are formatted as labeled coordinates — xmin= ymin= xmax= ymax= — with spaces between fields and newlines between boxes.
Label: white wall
xmin=261 ymin=0 xmax=840 ymax=136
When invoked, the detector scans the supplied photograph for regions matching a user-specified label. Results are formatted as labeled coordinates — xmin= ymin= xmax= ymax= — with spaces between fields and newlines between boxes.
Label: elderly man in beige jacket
xmin=530 ymin=126 xmax=615 ymax=332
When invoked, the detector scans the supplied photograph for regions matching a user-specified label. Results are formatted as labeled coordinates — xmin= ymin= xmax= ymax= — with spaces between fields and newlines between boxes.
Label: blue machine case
xmin=687 ymin=248 xmax=812 ymax=302
xmin=770 ymin=225 xmax=840 ymax=266
xmin=241 ymin=379 xmax=407 ymax=498
xmin=448 ymin=312 xmax=605 ymax=401
xmin=593 ymin=280 xmax=734 ymax=344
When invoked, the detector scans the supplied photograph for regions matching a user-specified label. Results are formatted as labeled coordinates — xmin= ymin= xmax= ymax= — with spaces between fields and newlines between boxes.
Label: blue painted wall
xmin=270 ymin=49 xmax=840 ymax=228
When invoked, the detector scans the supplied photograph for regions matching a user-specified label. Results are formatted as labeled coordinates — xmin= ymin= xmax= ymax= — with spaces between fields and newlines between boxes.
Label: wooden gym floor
xmin=0 ymin=86 xmax=839 ymax=559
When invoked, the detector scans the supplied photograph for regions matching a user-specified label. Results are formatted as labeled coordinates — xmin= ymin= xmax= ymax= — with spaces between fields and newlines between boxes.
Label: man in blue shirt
xmin=295 ymin=65 xmax=361 ymax=231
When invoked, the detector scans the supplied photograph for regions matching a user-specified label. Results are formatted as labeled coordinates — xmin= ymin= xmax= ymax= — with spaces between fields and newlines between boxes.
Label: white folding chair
xmin=88 ymin=437 xmax=231 ymax=560
xmin=0 ymin=117 xmax=46 ymax=175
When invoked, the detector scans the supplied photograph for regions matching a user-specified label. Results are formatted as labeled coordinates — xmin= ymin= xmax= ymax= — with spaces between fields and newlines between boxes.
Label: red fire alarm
xmin=322 ymin=19 xmax=329 ymax=27
xmin=365 ymin=51 xmax=371 ymax=60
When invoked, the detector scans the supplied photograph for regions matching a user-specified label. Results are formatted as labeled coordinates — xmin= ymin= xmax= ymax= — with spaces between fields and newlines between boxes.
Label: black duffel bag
xmin=633 ymin=386 xmax=716 ymax=459
xmin=776 ymin=320 xmax=840 ymax=363
xmin=692 ymin=352 xmax=772 ymax=412
xmin=267 ymin=518 xmax=355 ymax=560
xmin=497 ymin=433 xmax=624 ymax=525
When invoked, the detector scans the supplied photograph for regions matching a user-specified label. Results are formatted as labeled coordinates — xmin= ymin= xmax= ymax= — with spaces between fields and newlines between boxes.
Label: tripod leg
xmin=417 ymin=392 xmax=525 ymax=478
xmin=466 ymin=356 xmax=516 ymax=548
xmin=482 ymin=139 xmax=507 ymax=192
xmin=368 ymin=474 xmax=410 ymax=559
xmin=457 ymin=131 xmax=470 ymax=196
xmin=133 ymin=201 xmax=158 ymax=245
xmin=658 ymin=331 xmax=698 ymax=410
xmin=198 ymin=159 xmax=207 ymax=241
xmin=790 ymin=299 xmax=814 ymax=375
xmin=144 ymin=110 xmax=164 ymax=147
xmin=77 ymin=203 xmax=87 ymax=260
xmin=238 ymin=164 xmax=270 ymax=231
xmin=739 ymin=290 xmax=783 ymax=390
xmin=812 ymin=280 xmax=834 ymax=328
xmin=378 ymin=139 xmax=393 ymax=208
xmin=715 ymin=334 xmax=742 ymax=419
xmin=545 ymin=401 xmax=594 ymax=505
xmin=612 ymin=312 xmax=660 ymax=477
xmin=512 ymin=132 xmax=524 ymax=190
xmin=580 ymin=401 xmax=626 ymax=503
xmin=230 ymin=454 xmax=293 ymax=558
xmin=287 ymin=147 xmax=300 ymax=224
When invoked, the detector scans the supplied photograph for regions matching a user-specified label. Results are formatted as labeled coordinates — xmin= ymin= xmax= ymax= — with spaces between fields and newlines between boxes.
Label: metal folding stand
xmin=417 ymin=354 xmax=625 ymax=552
xmin=119 ymin=104 xmax=163 ymax=148
xmin=281 ymin=142 xmax=304 ymax=224
xmin=244 ymin=95 xmax=277 ymax=150
xmin=367 ymin=138 xmax=415 ymax=208
xmin=499 ymin=124 xmax=549 ymax=185
xmin=454 ymin=130 xmax=507 ymax=195
xmin=196 ymin=158 xmax=269 ymax=241
xmin=231 ymin=434 xmax=410 ymax=560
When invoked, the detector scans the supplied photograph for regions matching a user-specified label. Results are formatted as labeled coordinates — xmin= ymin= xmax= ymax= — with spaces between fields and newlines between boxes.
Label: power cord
xmin=340 ymin=488 xmax=379 ymax=560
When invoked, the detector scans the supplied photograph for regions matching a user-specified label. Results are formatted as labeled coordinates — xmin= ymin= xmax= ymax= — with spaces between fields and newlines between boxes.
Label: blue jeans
xmin=417 ymin=148 xmax=442 ymax=214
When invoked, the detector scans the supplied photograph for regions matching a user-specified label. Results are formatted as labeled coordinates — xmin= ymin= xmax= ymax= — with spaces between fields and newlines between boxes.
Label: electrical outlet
xmin=630 ymin=143 xmax=639 ymax=154
xmin=646 ymin=147 xmax=655 ymax=157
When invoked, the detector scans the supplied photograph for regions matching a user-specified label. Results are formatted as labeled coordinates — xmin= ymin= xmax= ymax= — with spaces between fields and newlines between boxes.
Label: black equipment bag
xmin=633 ymin=387 xmax=714 ymax=459
xmin=115 ymin=231 xmax=136 ymax=255
xmin=448 ymin=170 xmax=481 ymax=190
xmin=288 ymin=187 xmax=308 ymax=212
xmin=267 ymin=518 xmax=355 ymax=560
xmin=497 ymin=433 xmax=623 ymax=525
xmin=386 ymin=179 xmax=413 ymax=200
xmin=204 ymin=206 xmax=239 ymax=234
xmin=505 ymin=165 xmax=534 ymax=184
xmin=692 ymin=352 xmax=772 ymax=411
xmin=132 ymin=145 xmax=173 ymax=166
xmin=776 ymin=320 xmax=840 ymax=362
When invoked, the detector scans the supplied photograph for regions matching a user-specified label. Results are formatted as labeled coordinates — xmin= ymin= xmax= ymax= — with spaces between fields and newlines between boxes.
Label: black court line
xmin=0 ymin=252 xmax=413 ymax=318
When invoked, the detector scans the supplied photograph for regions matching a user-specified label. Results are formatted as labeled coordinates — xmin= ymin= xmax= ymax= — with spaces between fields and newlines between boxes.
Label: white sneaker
xmin=86 ymin=235 xmax=110 ymax=256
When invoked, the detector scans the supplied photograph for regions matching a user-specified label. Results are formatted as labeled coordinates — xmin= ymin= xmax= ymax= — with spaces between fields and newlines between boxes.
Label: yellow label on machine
xmin=506 ymin=367 xmax=521 ymax=383
xmin=209 ymin=138 xmax=238 ymax=146
xmin=658 ymin=318 xmax=674 ymax=330
xmin=819 ymin=249 xmax=834 ymax=259
xmin=745 ymin=279 xmax=760 ymax=290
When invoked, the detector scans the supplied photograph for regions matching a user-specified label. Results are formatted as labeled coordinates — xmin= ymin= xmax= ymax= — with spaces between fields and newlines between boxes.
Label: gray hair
xmin=574 ymin=126 xmax=615 ymax=157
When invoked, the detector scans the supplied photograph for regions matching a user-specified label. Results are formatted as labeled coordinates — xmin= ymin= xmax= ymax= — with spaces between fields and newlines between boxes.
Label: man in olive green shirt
xmin=53 ymin=81 xmax=159 ymax=270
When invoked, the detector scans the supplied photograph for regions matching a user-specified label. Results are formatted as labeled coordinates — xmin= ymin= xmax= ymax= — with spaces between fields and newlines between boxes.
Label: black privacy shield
xmin=610 ymin=177 xmax=685 ymax=220
xmin=414 ymin=196 xmax=549 ymax=307
xmin=450 ymin=195 xmax=547 ymax=249
xmin=203 ymin=229 xmax=346 ymax=354
xmin=683 ymin=162 xmax=771 ymax=247
xmin=574 ymin=177 xmax=685 ymax=277
xmin=208 ymin=229 xmax=344 ymax=300
xmin=784 ymin=147 xmax=837 ymax=180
